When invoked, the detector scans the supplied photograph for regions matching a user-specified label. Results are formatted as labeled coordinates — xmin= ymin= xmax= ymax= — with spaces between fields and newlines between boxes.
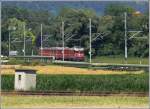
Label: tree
xmin=105 ymin=4 xmax=135 ymax=16
xmin=1 ymin=4 xmax=148 ymax=58
xmin=103 ymin=4 xmax=148 ymax=57
xmin=6 ymin=18 xmax=35 ymax=55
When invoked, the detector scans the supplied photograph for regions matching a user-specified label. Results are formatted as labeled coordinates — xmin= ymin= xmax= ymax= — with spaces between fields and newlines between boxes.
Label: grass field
xmin=2 ymin=95 xmax=148 ymax=108
xmin=91 ymin=56 xmax=148 ymax=64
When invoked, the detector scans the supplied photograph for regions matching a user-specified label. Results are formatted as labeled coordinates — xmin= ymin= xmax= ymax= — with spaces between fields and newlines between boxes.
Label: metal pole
xmin=0 ymin=2 xmax=1 ymax=95
xmin=62 ymin=21 xmax=64 ymax=61
xmin=41 ymin=23 xmax=43 ymax=56
xmin=23 ymin=24 xmax=26 ymax=56
xmin=124 ymin=12 xmax=127 ymax=63
xmin=149 ymin=0 xmax=150 ymax=104
xmin=8 ymin=30 xmax=10 ymax=56
xmin=89 ymin=18 xmax=92 ymax=64
xmin=32 ymin=49 xmax=33 ymax=56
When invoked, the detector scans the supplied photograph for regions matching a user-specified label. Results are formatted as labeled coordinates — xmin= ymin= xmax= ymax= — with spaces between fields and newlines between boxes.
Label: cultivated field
xmin=1 ymin=64 xmax=148 ymax=108
xmin=2 ymin=73 xmax=148 ymax=92
xmin=1 ymin=65 xmax=145 ymax=75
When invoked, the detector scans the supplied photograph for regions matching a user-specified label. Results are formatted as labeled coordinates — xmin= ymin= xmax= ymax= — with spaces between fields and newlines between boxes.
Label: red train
xmin=39 ymin=47 xmax=85 ymax=61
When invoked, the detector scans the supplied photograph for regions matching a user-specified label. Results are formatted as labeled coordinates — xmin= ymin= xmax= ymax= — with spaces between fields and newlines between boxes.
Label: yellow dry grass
xmin=1 ymin=65 xmax=143 ymax=75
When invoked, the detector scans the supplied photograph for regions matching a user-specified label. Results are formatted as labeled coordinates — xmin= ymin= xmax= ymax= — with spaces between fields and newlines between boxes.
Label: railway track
xmin=1 ymin=91 xmax=148 ymax=97
xmin=54 ymin=61 xmax=149 ymax=71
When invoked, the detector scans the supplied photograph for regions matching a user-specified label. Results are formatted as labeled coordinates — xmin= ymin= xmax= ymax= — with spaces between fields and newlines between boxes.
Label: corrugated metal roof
xmin=40 ymin=47 xmax=84 ymax=51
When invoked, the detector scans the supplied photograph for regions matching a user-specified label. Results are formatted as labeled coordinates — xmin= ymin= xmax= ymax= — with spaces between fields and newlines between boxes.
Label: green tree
xmin=6 ymin=18 xmax=35 ymax=55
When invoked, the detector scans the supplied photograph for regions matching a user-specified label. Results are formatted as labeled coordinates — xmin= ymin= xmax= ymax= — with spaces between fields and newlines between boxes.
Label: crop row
xmin=1 ymin=74 xmax=148 ymax=92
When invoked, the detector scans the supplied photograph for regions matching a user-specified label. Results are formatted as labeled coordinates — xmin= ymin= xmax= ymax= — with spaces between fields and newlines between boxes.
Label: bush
xmin=7 ymin=58 xmax=48 ymax=66
xmin=7 ymin=58 xmax=25 ymax=65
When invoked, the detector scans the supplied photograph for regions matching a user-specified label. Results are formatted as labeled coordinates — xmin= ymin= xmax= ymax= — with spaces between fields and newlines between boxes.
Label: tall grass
xmin=1 ymin=75 xmax=14 ymax=91
xmin=36 ymin=74 xmax=148 ymax=92
xmin=1 ymin=73 xmax=148 ymax=92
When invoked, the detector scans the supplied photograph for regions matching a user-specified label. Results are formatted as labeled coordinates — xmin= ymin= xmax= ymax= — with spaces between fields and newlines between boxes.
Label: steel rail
xmin=1 ymin=91 xmax=148 ymax=97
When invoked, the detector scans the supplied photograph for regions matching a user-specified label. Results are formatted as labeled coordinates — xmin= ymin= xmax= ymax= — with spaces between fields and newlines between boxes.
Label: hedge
xmin=1 ymin=74 xmax=148 ymax=92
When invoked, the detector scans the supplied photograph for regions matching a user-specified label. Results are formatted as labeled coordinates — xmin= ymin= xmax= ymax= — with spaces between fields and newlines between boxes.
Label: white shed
xmin=14 ymin=69 xmax=36 ymax=91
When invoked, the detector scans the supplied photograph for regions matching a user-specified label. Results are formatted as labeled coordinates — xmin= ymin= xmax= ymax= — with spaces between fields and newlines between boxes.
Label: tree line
xmin=2 ymin=4 xmax=149 ymax=57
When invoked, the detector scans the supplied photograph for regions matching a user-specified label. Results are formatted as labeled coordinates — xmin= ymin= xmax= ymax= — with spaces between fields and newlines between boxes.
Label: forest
xmin=2 ymin=4 xmax=149 ymax=58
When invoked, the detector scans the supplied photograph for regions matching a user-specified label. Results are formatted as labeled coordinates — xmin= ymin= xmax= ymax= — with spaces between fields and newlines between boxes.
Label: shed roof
xmin=15 ymin=69 xmax=36 ymax=74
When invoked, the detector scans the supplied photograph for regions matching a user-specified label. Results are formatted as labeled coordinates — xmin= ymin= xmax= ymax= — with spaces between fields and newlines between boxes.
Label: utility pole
xmin=89 ymin=18 xmax=92 ymax=64
xmin=149 ymin=0 xmax=150 ymax=100
xmin=0 ymin=2 xmax=1 ymax=69
xmin=41 ymin=23 xmax=43 ymax=56
xmin=62 ymin=21 xmax=65 ymax=61
xmin=23 ymin=24 xmax=26 ymax=56
xmin=124 ymin=12 xmax=127 ymax=64
xmin=8 ymin=30 xmax=10 ymax=56
xmin=32 ymin=49 xmax=33 ymax=56
xmin=124 ymin=11 xmax=144 ymax=64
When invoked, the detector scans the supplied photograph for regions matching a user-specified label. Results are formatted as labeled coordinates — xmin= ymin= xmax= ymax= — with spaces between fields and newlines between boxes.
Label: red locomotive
xmin=39 ymin=47 xmax=85 ymax=61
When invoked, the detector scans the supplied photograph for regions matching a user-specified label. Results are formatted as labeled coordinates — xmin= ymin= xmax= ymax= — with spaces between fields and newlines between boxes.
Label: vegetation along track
xmin=2 ymin=91 xmax=148 ymax=97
